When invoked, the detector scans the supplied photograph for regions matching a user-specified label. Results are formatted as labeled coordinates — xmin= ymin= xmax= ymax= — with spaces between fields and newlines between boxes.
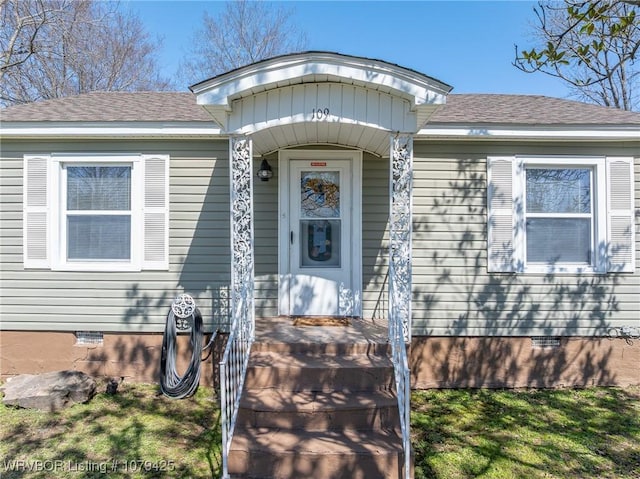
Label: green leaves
xmin=514 ymin=0 xmax=639 ymax=110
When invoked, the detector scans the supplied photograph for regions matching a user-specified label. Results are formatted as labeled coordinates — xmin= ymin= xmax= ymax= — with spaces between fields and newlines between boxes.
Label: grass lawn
xmin=1 ymin=382 xmax=638 ymax=478
xmin=412 ymin=387 xmax=640 ymax=479
xmin=0 ymin=382 xmax=221 ymax=478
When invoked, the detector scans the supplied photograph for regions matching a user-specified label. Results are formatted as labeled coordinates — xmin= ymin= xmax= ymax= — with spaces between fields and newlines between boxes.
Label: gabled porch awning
xmin=190 ymin=51 xmax=452 ymax=156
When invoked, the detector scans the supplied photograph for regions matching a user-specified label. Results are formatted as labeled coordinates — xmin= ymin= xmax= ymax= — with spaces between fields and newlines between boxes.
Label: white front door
xmin=279 ymin=150 xmax=362 ymax=317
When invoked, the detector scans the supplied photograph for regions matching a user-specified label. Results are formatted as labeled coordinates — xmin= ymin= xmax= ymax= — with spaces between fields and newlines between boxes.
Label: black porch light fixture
xmin=256 ymin=158 xmax=273 ymax=181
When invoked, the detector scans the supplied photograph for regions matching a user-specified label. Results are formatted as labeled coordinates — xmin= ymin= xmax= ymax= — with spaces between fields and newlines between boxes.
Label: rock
xmin=106 ymin=377 xmax=120 ymax=395
xmin=0 ymin=370 xmax=97 ymax=411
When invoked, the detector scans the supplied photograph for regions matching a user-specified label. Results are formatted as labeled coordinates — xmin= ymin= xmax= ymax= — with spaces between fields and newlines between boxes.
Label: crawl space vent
xmin=531 ymin=337 xmax=561 ymax=348
xmin=75 ymin=331 xmax=104 ymax=346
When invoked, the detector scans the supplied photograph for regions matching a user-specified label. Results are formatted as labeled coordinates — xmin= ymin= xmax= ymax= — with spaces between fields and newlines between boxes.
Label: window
xmin=23 ymin=154 xmax=169 ymax=271
xmin=65 ymin=165 xmax=132 ymax=262
xmin=299 ymin=171 xmax=341 ymax=267
xmin=487 ymin=156 xmax=635 ymax=274
xmin=525 ymin=167 xmax=593 ymax=265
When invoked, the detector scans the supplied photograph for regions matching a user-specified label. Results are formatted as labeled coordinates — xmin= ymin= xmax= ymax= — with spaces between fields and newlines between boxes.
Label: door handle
xmin=290 ymin=231 xmax=294 ymax=244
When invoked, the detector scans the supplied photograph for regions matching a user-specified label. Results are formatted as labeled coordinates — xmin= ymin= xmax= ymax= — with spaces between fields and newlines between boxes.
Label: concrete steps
xmin=228 ymin=339 xmax=411 ymax=478
xmin=237 ymin=389 xmax=399 ymax=431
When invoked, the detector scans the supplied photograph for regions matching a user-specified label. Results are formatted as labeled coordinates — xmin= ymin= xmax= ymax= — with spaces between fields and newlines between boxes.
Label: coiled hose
xmin=159 ymin=295 xmax=204 ymax=399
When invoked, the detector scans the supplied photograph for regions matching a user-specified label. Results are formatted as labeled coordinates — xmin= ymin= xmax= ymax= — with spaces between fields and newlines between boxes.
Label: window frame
xmin=514 ymin=156 xmax=607 ymax=274
xmin=51 ymin=154 xmax=143 ymax=272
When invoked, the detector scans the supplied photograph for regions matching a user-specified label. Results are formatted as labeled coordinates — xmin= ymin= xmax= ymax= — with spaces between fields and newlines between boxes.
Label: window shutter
xmin=23 ymin=155 xmax=50 ymax=268
xmin=487 ymin=157 xmax=515 ymax=272
xmin=142 ymin=155 xmax=169 ymax=270
xmin=606 ymin=157 xmax=635 ymax=273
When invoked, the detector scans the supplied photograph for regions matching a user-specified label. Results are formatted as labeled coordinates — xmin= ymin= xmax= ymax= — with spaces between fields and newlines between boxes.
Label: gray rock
xmin=0 ymin=370 xmax=97 ymax=411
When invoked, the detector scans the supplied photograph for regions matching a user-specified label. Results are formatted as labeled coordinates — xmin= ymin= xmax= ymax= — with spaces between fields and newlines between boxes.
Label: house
xmin=1 ymin=51 xmax=639 ymax=475
xmin=0 ymin=52 xmax=640 ymax=477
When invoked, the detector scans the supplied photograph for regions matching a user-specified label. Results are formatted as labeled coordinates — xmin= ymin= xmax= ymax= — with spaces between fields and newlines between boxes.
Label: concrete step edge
xmin=247 ymin=351 xmax=393 ymax=368
xmin=230 ymin=427 xmax=404 ymax=454
xmin=239 ymin=389 xmax=398 ymax=412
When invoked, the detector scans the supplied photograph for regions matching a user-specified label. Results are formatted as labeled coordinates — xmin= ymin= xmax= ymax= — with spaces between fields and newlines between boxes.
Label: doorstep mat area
xmin=291 ymin=316 xmax=352 ymax=327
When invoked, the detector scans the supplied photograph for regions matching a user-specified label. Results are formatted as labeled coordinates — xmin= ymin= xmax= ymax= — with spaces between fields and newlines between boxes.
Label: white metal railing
xmin=219 ymin=302 xmax=253 ymax=478
xmin=389 ymin=309 xmax=411 ymax=479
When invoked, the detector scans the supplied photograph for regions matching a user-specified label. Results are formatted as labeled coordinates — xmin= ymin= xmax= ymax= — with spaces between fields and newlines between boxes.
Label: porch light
xmin=257 ymin=158 xmax=273 ymax=181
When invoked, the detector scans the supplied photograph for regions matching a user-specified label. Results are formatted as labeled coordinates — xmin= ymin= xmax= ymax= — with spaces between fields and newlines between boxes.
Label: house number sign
xmin=311 ymin=108 xmax=330 ymax=120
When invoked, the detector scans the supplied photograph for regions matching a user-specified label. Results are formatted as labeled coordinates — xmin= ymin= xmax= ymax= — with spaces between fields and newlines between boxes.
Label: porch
xmin=195 ymin=52 xmax=447 ymax=479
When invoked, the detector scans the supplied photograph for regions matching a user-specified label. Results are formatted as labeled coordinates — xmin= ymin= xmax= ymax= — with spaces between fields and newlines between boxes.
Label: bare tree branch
xmin=1 ymin=0 xmax=170 ymax=106
xmin=180 ymin=0 xmax=307 ymax=85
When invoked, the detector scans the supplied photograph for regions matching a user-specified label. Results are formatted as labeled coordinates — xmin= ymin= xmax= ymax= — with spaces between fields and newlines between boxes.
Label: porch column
xmin=389 ymin=133 xmax=413 ymax=342
xmin=229 ymin=135 xmax=255 ymax=339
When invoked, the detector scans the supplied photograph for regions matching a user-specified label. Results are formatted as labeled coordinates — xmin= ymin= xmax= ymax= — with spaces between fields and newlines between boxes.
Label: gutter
xmin=0 ymin=121 xmax=222 ymax=139
xmin=417 ymin=123 xmax=640 ymax=142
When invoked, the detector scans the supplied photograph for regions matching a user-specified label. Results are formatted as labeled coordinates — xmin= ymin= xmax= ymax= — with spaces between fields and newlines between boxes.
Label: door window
xmin=299 ymin=171 xmax=341 ymax=267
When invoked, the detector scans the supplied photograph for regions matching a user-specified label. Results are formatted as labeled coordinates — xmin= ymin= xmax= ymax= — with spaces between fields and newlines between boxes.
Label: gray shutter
xmin=23 ymin=155 xmax=50 ymax=268
xmin=487 ymin=157 xmax=515 ymax=272
xmin=142 ymin=155 xmax=169 ymax=270
xmin=606 ymin=157 xmax=635 ymax=273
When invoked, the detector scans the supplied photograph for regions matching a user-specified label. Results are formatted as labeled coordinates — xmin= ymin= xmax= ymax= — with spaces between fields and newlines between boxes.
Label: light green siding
xmin=361 ymin=154 xmax=390 ymax=320
xmin=1 ymin=138 xmax=638 ymax=337
xmin=411 ymin=141 xmax=640 ymax=336
xmin=1 ymin=139 xmax=233 ymax=332
xmin=253 ymin=152 xmax=279 ymax=318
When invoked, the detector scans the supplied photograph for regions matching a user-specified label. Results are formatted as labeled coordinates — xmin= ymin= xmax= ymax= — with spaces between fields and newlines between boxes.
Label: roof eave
xmin=0 ymin=121 xmax=222 ymax=139
xmin=190 ymin=51 xmax=453 ymax=98
xmin=417 ymin=123 xmax=640 ymax=141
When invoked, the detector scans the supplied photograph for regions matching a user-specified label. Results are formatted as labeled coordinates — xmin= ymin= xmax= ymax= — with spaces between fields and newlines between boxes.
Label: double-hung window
xmin=64 ymin=164 xmax=134 ymax=264
xmin=525 ymin=165 xmax=596 ymax=268
xmin=23 ymin=153 xmax=169 ymax=271
xmin=487 ymin=156 xmax=635 ymax=274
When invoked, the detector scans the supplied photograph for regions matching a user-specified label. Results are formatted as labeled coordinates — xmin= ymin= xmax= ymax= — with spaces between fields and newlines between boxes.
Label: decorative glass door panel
xmin=299 ymin=171 xmax=341 ymax=268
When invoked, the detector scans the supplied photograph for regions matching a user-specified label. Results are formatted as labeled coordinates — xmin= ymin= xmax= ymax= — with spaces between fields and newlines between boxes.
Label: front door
xmin=279 ymin=150 xmax=362 ymax=317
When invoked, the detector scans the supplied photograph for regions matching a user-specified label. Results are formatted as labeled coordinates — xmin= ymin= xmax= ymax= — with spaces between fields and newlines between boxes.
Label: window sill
xmin=52 ymin=262 xmax=142 ymax=273
xmin=521 ymin=264 xmax=604 ymax=275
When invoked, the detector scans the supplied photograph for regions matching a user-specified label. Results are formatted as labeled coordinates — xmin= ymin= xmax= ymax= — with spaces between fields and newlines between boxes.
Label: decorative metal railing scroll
xmin=389 ymin=133 xmax=413 ymax=479
xmin=221 ymin=136 xmax=255 ymax=478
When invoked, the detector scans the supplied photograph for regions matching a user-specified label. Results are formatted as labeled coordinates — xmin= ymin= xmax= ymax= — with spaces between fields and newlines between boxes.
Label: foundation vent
xmin=531 ymin=336 xmax=561 ymax=349
xmin=75 ymin=331 xmax=104 ymax=346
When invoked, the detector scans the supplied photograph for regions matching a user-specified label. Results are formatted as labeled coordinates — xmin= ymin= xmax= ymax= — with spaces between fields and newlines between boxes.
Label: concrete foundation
xmin=1 ymin=328 xmax=638 ymax=389
xmin=410 ymin=336 xmax=640 ymax=389
xmin=0 ymin=331 xmax=223 ymax=387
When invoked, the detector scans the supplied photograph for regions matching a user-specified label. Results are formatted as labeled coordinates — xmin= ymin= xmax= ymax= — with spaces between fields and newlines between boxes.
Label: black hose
xmin=159 ymin=307 xmax=203 ymax=399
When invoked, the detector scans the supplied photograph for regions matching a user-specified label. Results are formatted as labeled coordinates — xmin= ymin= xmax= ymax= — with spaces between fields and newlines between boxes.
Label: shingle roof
xmin=0 ymin=91 xmax=212 ymax=122
xmin=430 ymin=94 xmax=640 ymax=125
xmin=1 ymin=90 xmax=639 ymax=126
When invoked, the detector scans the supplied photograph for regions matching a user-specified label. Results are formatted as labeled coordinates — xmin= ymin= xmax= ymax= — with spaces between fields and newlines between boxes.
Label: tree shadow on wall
xmin=410 ymin=155 xmax=637 ymax=390
xmin=81 ymin=156 xmax=232 ymax=388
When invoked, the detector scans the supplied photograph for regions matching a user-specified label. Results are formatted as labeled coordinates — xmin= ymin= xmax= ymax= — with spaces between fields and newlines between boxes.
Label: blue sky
xmin=125 ymin=0 xmax=572 ymax=98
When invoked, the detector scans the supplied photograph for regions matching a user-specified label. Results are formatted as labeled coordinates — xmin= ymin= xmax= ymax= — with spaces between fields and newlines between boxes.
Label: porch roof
xmin=189 ymin=52 xmax=454 ymax=156
xmin=190 ymin=51 xmax=452 ymax=127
